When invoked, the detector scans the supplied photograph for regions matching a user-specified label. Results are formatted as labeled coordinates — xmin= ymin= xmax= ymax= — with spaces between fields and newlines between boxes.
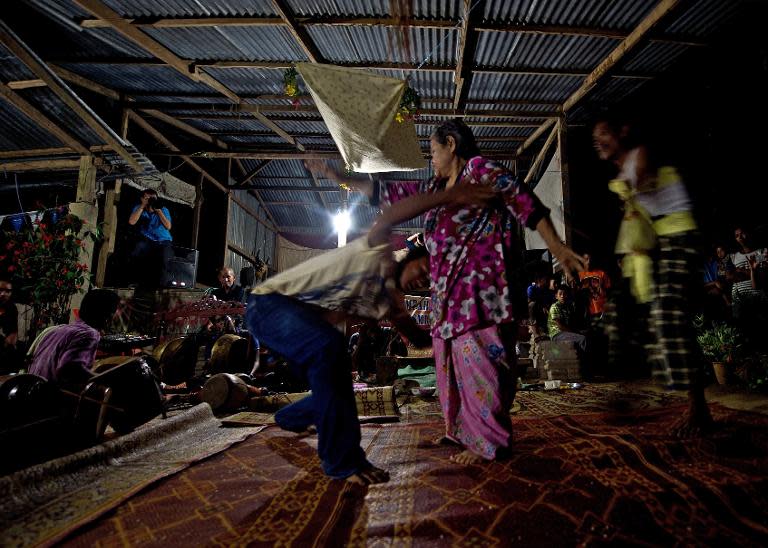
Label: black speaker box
xmin=162 ymin=246 xmax=198 ymax=288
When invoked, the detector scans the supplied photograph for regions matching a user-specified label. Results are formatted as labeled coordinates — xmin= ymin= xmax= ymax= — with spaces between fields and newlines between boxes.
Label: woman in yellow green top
xmin=592 ymin=115 xmax=712 ymax=437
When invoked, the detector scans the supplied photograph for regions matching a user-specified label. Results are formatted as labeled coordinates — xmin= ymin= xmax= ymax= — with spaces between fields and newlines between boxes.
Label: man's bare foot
xmin=449 ymin=449 xmax=487 ymax=465
xmin=345 ymin=465 xmax=390 ymax=485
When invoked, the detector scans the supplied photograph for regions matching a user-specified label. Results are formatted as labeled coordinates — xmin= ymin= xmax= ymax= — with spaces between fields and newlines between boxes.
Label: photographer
xmin=127 ymin=189 xmax=173 ymax=288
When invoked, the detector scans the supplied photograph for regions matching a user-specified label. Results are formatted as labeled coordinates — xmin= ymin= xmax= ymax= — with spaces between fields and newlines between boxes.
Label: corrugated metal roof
xmin=58 ymin=63 xmax=215 ymax=94
xmin=102 ymin=0 xmax=277 ymax=18
xmin=0 ymin=101 xmax=66 ymax=152
xmin=21 ymin=87 xmax=106 ymax=145
xmin=469 ymin=73 xmax=583 ymax=103
xmin=483 ymin=0 xmax=656 ymax=30
xmin=204 ymin=67 xmax=285 ymax=95
xmin=145 ymin=27 xmax=310 ymax=61
xmin=0 ymin=44 xmax=37 ymax=81
xmin=287 ymin=0 xmax=461 ymax=19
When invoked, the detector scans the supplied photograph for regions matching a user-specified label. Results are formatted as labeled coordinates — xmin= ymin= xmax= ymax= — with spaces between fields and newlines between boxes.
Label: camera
xmin=147 ymin=195 xmax=159 ymax=208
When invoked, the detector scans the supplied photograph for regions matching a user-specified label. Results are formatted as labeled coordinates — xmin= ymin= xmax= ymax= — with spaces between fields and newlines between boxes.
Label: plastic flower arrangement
xmin=0 ymin=207 xmax=99 ymax=337
xmin=396 ymin=86 xmax=421 ymax=123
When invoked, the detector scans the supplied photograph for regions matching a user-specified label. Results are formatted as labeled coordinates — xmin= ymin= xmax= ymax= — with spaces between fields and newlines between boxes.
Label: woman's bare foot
xmin=432 ymin=435 xmax=461 ymax=447
xmin=449 ymin=449 xmax=487 ymax=465
xmin=345 ymin=465 xmax=390 ymax=485
xmin=672 ymin=388 xmax=714 ymax=439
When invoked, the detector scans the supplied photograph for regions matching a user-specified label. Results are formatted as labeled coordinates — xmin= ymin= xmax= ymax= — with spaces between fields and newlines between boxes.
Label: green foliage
xmin=695 ymin=315 xmax=742 ymax=364
xmin=1 ymin=208 xmax=99 ymax=337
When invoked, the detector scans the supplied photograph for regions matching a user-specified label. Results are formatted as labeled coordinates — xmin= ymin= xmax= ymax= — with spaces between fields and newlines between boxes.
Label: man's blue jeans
xmin=246 ymin=293 xmax=368 ymax=479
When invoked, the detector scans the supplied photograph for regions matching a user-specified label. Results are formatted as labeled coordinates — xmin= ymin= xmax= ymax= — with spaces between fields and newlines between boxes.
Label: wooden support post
xmin=76 ymin=154 xmax=97 ymax=204
xmin=223 ymin=194 xmax=231 ymax=267
xmin=192 ymin=172 xmax=203 ymax=249
xmin=120 ymin=108 xmax=129 ymax=139
xmin=95 ymin=179 xmax=121 ymax=286
xmin=557 ymin=119 xmax=572 ymax=246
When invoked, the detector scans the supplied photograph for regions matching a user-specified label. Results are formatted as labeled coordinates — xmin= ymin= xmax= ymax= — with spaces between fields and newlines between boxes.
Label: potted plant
xmin=1 ymin=207 xmax=98 ymax=340
xmin=695 ymin=318 xmax=742 ymax=385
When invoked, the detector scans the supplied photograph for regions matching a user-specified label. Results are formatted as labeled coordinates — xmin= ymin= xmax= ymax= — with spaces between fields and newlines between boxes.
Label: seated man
xmin=127 ymin=188 xmax=173 ymax=288
xmin=247 ymin=177 xmax=494 ymax=485
xmin=28 ymin=289 xmax=120 ymax=388
xmin=0 ymin=277 xmax=19 ymax=374
xmin=547 ymin=284 xmax=587 ymax=355
xmin=213 ymin=266 xmax=245 ymax=303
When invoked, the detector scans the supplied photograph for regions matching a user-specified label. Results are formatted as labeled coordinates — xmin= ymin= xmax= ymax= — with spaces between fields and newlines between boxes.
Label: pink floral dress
xmin=384 ymin=156 xmax=549 ymax=459
xmin=384 ymin=156 xmax=548 ymax=340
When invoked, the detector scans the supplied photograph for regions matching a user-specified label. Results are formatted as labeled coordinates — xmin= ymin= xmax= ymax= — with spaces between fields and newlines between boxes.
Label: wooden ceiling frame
xmin=0 ymin=81 xmax=91 ymax=155
xmin=0 ymin=20 xmax=142 ymax=172
xmin=453 ymin=0 xmax=485 ymax=110
xmin=74 ymin=15 xmax=705 ymax=47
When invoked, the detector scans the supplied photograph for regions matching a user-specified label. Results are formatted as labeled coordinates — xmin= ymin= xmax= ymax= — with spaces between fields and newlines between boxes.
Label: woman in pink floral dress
xmin=313 ymin=120 xmax=583 ymax=464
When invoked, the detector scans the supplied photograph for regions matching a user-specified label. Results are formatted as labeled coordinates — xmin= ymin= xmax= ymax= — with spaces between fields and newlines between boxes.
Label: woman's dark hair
xmin=395 ymin=245 xmax=429 ymax=287
xmin=556 ymin=284 xmax=571 ymax=293
xmin=431 ymin=118 xmax=481 ymax=161
xmin=79 ymin=289 xmax=120 ymax=330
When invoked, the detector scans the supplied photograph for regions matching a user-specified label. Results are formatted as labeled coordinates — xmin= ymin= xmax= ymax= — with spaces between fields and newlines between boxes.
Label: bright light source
xmin=333 ymin=209 xmax=351 ymax=247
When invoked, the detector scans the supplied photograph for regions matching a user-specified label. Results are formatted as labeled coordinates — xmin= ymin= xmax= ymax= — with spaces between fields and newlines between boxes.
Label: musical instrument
xmin=98 ymin=334 xmax=157 ymax=353
xmin=207 ymin=334 xmax=250 ymax=374
xmin=0 ymin=374 xmax=58 ymax=429
xmin=153 ymin=336 xmax=198 ymax=384
xmin=201 ymin=373 xmax=253 ymax=412
xmin=87 ymin=356 xmax=165 ymax=434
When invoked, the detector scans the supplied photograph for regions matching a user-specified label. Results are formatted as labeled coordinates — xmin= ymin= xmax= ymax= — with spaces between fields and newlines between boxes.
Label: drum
xmin=153 ymin=336 xmax=198 ymax=385
xmin=201 ymin=373 xmax=249 ymax=412
xmin=208 ymin=334 xmax=249 ymax=374
xmin=0 ymin=374 xmax=58 ymax=428
xmin=88 ymin=356 xmax=164 ymax=433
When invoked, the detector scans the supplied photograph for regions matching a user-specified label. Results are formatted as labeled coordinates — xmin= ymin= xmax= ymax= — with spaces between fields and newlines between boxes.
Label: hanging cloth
xmin=296 ymin=63 xmax=426 ymax=173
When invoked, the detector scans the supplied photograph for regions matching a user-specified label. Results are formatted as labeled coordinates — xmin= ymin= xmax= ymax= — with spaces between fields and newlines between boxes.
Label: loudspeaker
xmin=162 ymin=246 xmax=198 ymax=288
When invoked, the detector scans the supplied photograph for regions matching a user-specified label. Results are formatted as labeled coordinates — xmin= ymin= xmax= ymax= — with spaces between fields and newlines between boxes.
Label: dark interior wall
xmin=567 ymin=0 xmax=768 ymax=274
xmin=195 ymin=183 xmax=228 ymax=288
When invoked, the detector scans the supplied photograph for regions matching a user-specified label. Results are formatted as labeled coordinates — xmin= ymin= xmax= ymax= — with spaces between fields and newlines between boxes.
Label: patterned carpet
xmin=61 ymin=403 xmax=768 ymax=547
xmin=0 ymin=405 xmax=265 ymax=548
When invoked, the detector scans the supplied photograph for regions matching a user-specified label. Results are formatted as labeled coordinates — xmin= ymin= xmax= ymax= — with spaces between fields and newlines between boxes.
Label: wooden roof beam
xmin=140 ymin=109 xmax=229 ymax=149
xmin=0 ymin=159 xmax=82 ymax=171
xmin=453 ymin=0 xmax=485 ymax=110
xmin=125 ymin=109 xmax=228 ymax=193
xmin=75 ymin=16 xmax=705 ymax=46
xmin=71 ymin=0 xmax=302 ymax=153
xmin=563 ymin=0 xmax=683 ymax=113
xmin=0 ymin=20 xmax=142 ymax=171
xmin=0 ymin=81 xmax=91 ymax=154
xmin=516 ymin=117 xmax=556 ymax=157
xmin=271 ymin=0 xmax=323 ymax=63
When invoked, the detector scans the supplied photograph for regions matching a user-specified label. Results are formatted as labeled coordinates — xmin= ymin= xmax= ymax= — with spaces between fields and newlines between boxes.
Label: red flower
xmin=7 ymin=265 xmax=15 ymax=272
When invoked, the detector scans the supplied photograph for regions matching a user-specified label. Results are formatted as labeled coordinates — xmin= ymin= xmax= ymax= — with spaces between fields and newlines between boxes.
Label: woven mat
xmin=0 ymin=404 xmax=264 ymax=548
xmin=59 ymin=404 xmax=768 ymax=546
xmin=399 ymin=381 xmax=686 ymax=423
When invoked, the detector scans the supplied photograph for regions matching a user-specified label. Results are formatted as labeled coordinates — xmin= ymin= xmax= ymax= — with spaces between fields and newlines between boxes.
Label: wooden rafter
xmin=74 ymin=16 xmax=705 ymax=46
xmin=71 ymin=0 xmax=304 ymax=154
xmin=125 ymin=109 xmax=228 ymax=194
xmin=0 ymin=82 xmax=91 ymax=154
xmin=0 ymin=159 xmax=82 ymax=171
xmin=0 ymin=20 xmax=142 ymax=171
xmin=50 ymin=65 xmax=123 ymax=101
xmin=271 ymin=0 xmax=323 ymax=63
xmin=453 ymin=0 xmax=484 ymax=110
xmin=516 ymin=118 xmax=557 ymax=158
xmin=237 ymin=160 xmax=272 ymax=187
xmin=140 ymin=109 xmax=229 ymax=149
xmin=562 ymin=0 xmax=683 ymax=113
xmin=47 ymin=58 xmax=653 ymax=80
xmin=524 ymin=122 xmax=559 ymax=184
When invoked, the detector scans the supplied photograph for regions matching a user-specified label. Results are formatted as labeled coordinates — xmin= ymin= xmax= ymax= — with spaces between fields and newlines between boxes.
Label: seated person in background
xmin=27 ymin=289 xmax=120 ymax=388
xmin=213 ymin=266 xmax=245 ymax=302
xmin=578 ymin=253 xmax=611 ymax=326
xmin=349 ymin=321 xmax=387 ymax=382
xmin=547 ymin=284 xmax=587 ymax=355
xmin=527 ymin=271 xmax=554 ymax=337
xmin=127 ymin=189 xmax=173 ymax=288
xmin=383 ymin=326 xmax=409 ymax=357
xmin=0 ymin=277 xmax=20 ymax=374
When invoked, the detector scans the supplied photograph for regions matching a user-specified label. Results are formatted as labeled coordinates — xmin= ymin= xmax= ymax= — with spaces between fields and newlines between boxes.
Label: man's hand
xmin=448 ymin=183 xmax=498 ymax=208
xmin=551 ymin=244 xmax=586 ymax=282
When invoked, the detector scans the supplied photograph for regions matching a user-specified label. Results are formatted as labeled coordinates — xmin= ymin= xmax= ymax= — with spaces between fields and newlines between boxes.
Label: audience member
xmin=731 ymin=226 xmax=768 ymax=344
xmin=578 ymin=253 xmax=611 ymax=325
xmin=527 ymin=271 xmax=554 ymax=338
xmin=27 ymin=289 xmax=120 ymax=388
xmin=0 ymin=277 xmax=19 ymax=374
xmin=213 ymin=266 xmax=245 ymax=302
xmin=547 ymin=284 xmax=587 ymax=355
xmin=127 ymin=189 xmax=173 ymax=288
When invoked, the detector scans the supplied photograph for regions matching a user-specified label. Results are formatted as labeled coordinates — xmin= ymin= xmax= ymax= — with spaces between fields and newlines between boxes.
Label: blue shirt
xmin=527 ymin=283 xmax=554 ymax=307
xmin=132 ymin=205 xmax=172 ymax=242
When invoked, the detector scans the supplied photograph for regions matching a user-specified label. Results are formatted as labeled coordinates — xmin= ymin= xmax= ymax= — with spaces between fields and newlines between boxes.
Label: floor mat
xmin=0 ymin=404 xmax=265 ymax=548
xmin=59 ymin=404 xmax=768 ymax=546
